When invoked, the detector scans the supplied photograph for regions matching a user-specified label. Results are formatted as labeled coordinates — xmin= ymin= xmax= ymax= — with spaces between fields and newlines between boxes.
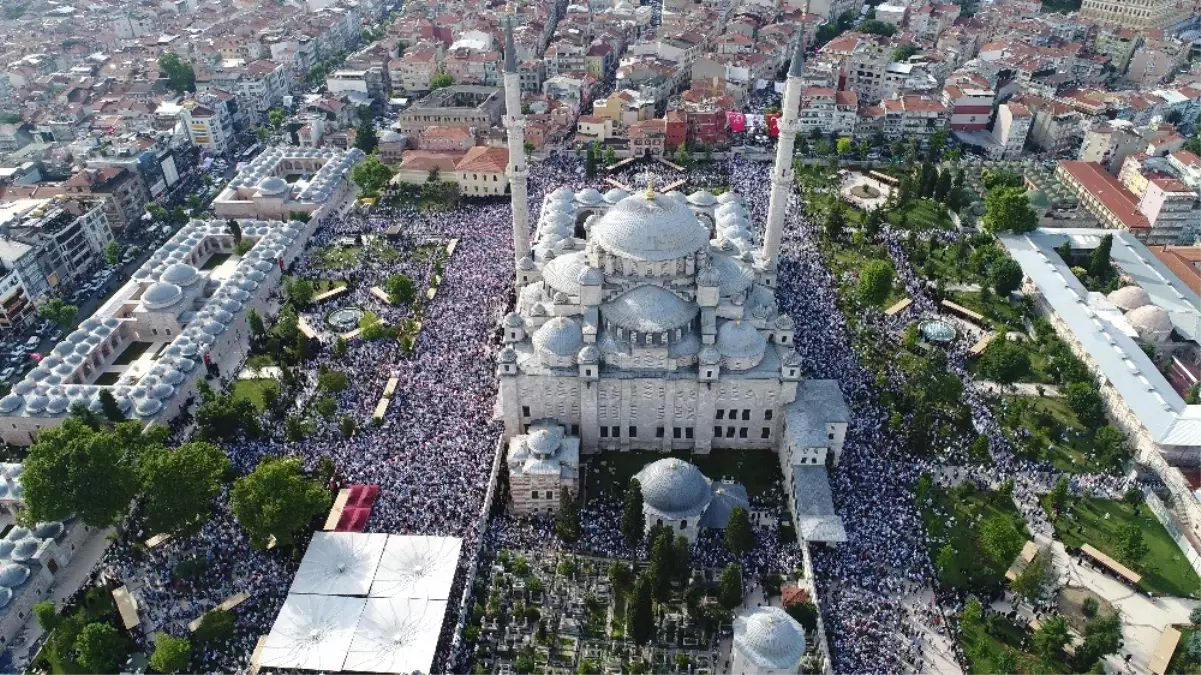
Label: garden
xmin=916 ymin=477 xmax=1029 ymax=593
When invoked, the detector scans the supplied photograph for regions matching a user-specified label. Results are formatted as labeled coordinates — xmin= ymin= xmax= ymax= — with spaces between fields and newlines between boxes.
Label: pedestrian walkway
xmin=238 ymin=366 xmax=282 ymax=380
xmin=970 ymin=380 xmax=1061 ymax=397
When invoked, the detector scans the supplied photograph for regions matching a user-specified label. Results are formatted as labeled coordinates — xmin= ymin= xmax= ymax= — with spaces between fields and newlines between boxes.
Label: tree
xmin=626 ymin=574 xmax=654 ymax=645
xmin=608 ymin=561 xmax=633 ymax=602
xmin=1049 ymin=476 xmax=1070 ymax=515
xmin=34 ymin=600 xmax=58 ymax=632
xmin=195 ymin=391 xmax=261 ymax=442
xmin=193 ymin=609 xmax=235 ymax=645
xmin=961 ymin=597 xmax=983 ymax=629
xmin=247 ymin=308 xmax=265 ymax=344
xmin=585 ymin=144 xmax=598 ymax=177
xmin=1011 ymin=549 xmax=1052 ymax=602
xmin=1033 ymin=615 xmax=1070 ymax=661
xmin=150 ymin=633 xmax=192 ymax=674
xmin=936 ymin=543 xmax=964 ymax=588
xmin=785 ymin=601 xmax=818 ymax=631
xmin=893 ymin=44 xmax=919 ymax=61
xmin=836 ymin=137 xmax=852 ymax=156
xmin=1190 ymin=606 xmax=1201 ymax=627
xmin=1088 ymin=233 xmax=1114 ymax=281
xmin=317 ymin=368 xmax=349 ymax=393
xmin=982 ymin=186 xmax=1037 ymax=233
xmin=75 ymin=622 xmax=126 ymax=674
xmin=555 ymin=489 xmax=580 ymax=542
xmin=824 ymin=201 xmax=846 ymax=240
xmin=231 ymin=456 xmax=330 ymax=548
xmin=933 ymin=168 xmax=953 ymax=202
xmin=979 ymin=514 xmax=1024 ymax=569
xmin=725 ymin=505 xmax=754 ymax=556
xmin=1077 ymin=614 xmax=1123 ymax=669
xmin=858 ymin=260 xmax=895 ymax=307
xmin=981 ymin=168 xmax=1024 ymax=191
xmin=993 ymin=650 xmax=1017 ymax=675
xmin=38 ymin=298 xmax=78 ymax=329
xmin=1119 ymin=523 xmax=1147 ymax=565
xmin=978 ymin=339 xmax=1030 ymax=386
xmin=646 ymin=527 xmax=674 ymax=601
xmin=863 ymin=207 xmax=884 ymax=239
xmin=226 ymin=219 xmax=243 ymax=244
xmin=158 ymin=52 xmax=196 ymax=93
xmin=21 ymin=419 xmax=139 ymax=526
xmin=267 ymin=107 xmax=287 ymax=129
xmin=1187 ymin=383 xmax=1201 ymax=405
xmin=430 ymin=72 xmax=454 ymax=90
xmin=98 ymin=389 xmax=124 ymax=422
xmin=990 ymin=257 xmax=1023 ymax=296
xmin=1065 ymin=382 xmax=1106 ymax=428
xmin=603 ymin=145 xmax=617 ymax=167
xmin=386 ymin=273 xmax=416 ymax=305
xmin=717 ymin=563 xmax=743 ymax=610
xmin=283 ymin=276 xmax=315 ymax=307
xmin=674 ymin=142 xmax=691 ymax=169
xmin=354 ymin=112 xmax=378 ymax=154
xmin=139 ymin=441 xmax=231 ymax=536
xmin=858 ymin=19 xmax=897 ymax=35
xmin=103 ymin=240 xmax=121 ymax=266
xmin=340 ymin=416 xmax=357 ymax=438
xmin=621 ymin=478 xmax=644 ymax=549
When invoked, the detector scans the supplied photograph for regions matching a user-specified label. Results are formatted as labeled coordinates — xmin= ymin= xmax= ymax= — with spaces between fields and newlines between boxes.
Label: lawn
xmin=245 ymin=354 xmax=276 ymax=370
xmin=1000 ymin=396 xmax=1124 ymax=474
xmin=823 ymin=239 xmax=908 ymax=309
xmin=919 ymin=482 xmax=1030 ymax=590
xmin=231 ymin=378 xmax=278 ymax=412
xmin=200 ymin=252 xmax=231 ymax=270
xmin=312 ymin=245 xmax=362 ymax=269
xmin=961 ymin=614 xmax=1072 ymax=675
xmin=890 ymin=198 xmax=953 ymax=231
xmin=1044 ymin=496 xmax=1201 ymax=597
xmin=111 ymin=341 xmax=153 ymax=366
xmin=947 ymin=290 xmax=1030 ymax=332
xmin=584 ymin=449 xmax=785 ymax=504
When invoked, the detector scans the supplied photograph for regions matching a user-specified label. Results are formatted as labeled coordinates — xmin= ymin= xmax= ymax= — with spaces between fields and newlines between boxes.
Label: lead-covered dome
xmin=733 ymin=607 xmax=806 ymax=671
xmin=160 ymin=263 xmax=199 ymax=287
xmin=526 ymin=426 xmax=564 ymax=457
xmin=542 ymin=251 xmax=588 ymax=296
xmin=602 ymin=285 xmax=698 ymax=333
xmin=0 ymin=563 xmax=29 ymax=587
xmin=1127 ymin=304 xmax=1173 ymax=342
xmin=591 ymin=194 xmax=709 ymax=262
xmin=258 ymin=176 xmax=289 ymax=195
xmin=635 ymin=458 xmax=712 ymax=519
xmin=1108 ymin=286 xmax=1151 ymax=311
xmin=532 ymin=317 xmax=583 ymax=357
xmin=142 ymin=282 xmax=183 ymax=310
xmin=716 ymin=320 xmax=767 ymax=359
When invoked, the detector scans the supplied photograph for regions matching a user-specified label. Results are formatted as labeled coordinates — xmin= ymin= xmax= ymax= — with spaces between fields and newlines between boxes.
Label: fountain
xmin=326 ymin=306 xmax=365 ymax=331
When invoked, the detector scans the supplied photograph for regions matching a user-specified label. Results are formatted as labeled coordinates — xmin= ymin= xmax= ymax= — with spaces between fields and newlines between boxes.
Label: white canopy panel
xmin=369 ymin=535 xmax=462 ymax=599
xmin=259 ymin=594 xmax=365 ymax=671
xmin=343 ymin=598 xmax=447 ymax=673
xmin=290 ymin=532 xmax=387 ymax=596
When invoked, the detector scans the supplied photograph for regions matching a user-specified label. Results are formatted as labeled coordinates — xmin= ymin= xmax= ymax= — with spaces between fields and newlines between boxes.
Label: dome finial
xmin=644 ymin=177 xmax=655 ymax=200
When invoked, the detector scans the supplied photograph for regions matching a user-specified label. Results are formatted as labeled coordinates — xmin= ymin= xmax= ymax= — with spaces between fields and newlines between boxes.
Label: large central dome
xmin=590 ymin=194 xmax=709 ymax=261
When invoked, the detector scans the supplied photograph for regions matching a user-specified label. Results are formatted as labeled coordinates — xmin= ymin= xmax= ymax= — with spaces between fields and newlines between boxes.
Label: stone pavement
xmin=238 ymin=366 xmax=282 ymax=380
xmin=903 ymin=587 xmax=965 ymax=675
xmin=970 ymin=380 xmax=1062 ymax=397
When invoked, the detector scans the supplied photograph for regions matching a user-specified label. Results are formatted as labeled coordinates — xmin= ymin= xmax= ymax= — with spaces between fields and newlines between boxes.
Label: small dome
xmin=498 ymin=346 xmax=518 ymax=363
xmin=9 ymin=539 xmax=37 ymax=562
xmin=0 ymin=395 xmax=22 ymax=413
xmin=604 ymin=188 xmax=629 ymax=203
xmin=1127 ymin=304 xmax=1173 ymax=340
xmin=52 ymin=343 xmax=74 ymax=358
xmin=201 ymin=320 xmax=225 ymax=335
xmin=0 ymin=563 xmax=29 ymax=587
xmin=46 ymin=395 xmax=69 ymax=414
xmin=665 ymin=190 xmax=688 ymax=203
xmin=135 ymin=398 xmax=163 ymax=417
xmin=161 ymin=263 xmax=200 ymax=287
xmin=578 ymin=345 xmax=600 ymax=363
xmin=142 ymin=282 xmax=183 ymax=310
xmin=687 ymin=190 xmax=717 ymax=206
xmin=0 ymin=587 xmax=11 ymax=608
xmin=716 ymin=202 xmax=749 ymax=220
xmin=635 ymin=458 xmax=712 ymax=519
xmin=258 ymin=176 xmax=289 ymax=195
xmin=699 ymin=346 xmax=722 ymax=365
xmin=0 ymin=541 xmax=13 ymax=558
xmin=577 ymin=266 xmax=602 ymax=286
xmin=24 ymin=394 xmax=47 ymax=413
xmin=503 ymin=312 xmax=524 ymax=328
xmin=518 ymin=256 xmax=536 ymax=270
xmin=66 ymin=330 xmax=88 ymax=344
xmin=526 ymin=426 xmax=563 ymax=456
xmin=716 ymin=321 xmax=767 ymax=359
xmin=775 ymin=314 xmax=795 ymax=330
xmin=697 ymin=266 xmax=721 ymax=287
xmin=733 ymin=607 xmax=806 ymax=671
xmin=717 ymin=192 xmax=744 ymax=205
xmin=782 ymin=351 xmax=802 ymax=367
xmin=1108 ymin=286 xmax=1151 ymax=311
xmin=532 ymin=317 xmax=583 ymax=357
xmin=33 ymin=522 xmax=62 ymax=539
xmin=4 ymin=528 xmax=28 ymax=542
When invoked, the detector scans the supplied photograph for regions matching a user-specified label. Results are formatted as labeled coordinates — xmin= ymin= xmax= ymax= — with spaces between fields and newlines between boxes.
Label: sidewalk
xmin=969 ymin=380 xmax=1061 ymax=397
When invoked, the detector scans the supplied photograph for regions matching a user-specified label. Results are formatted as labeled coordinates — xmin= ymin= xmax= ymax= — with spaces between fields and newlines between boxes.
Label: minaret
xmin=503 ymin=15 xmax=531 ymax=270
xmin=761 ymin=33 xmax=806 ymax=265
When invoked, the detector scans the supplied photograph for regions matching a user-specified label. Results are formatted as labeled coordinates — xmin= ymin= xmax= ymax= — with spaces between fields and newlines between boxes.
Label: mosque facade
xmin=494 ymin=23 xmax=850 ymax=539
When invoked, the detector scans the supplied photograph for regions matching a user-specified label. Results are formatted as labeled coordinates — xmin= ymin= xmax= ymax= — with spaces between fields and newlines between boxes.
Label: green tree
xmin=626 ymin=574 xmax=654 ymax=644
xmin=33 ymin=600 xmax=58 ymax=632
xmin=430 ymin=72 xmax=454 ymax=90
xmin=603 ymin=145 xmax=617 ymax=166
xmin=193 ymin=609 xmax=235 ymax=645
xmin=836 ymin=137 xmax=852 ymax=155
xmin=349 ymin=154 xmax=396 ymax=197
xmin=979 ymin=514 xmax=1024 ymax=569
xmin=230 ymin=457 xmax=330 ymax=548
xmin=933 ymin=168 xmax=953 ymax=202
xmin=990 ymin=257 xmax=1023 ymax=296
xmin=824 ymin=201 xmax=847 ymax=240
xmin=978 ymin=339 xmax=1030 ymax=386
xmin=1076 ymin=614 xmax=1122 ymax=669
xmin=158 ymin=52 xmax=196 ymax=93
xmin=74 ymin=622 xmax=126 ymax=674
xmin=195 ymin=391 xmax=261 ymax=442
xmin=981 ymin=168 xmax=1024 ymax=191
xmin=993 ymin=650 xmax=1017 ymax=675
xmin=961 ymin=597 xmax=983 ymax=629
xmin=21 ymin=419 xmax=139 ymax=526
xmin=1049 ymin=476 xmax=1070 ymax=515
xmin=725 ymin=505 xmax=754 ymax=556
xmin=1089 ymin=233 xmax=1114 ymax=281
xmin=139 ymin=441 xmax=231 ymax=536
xmin=858 ymin=260 xmax=895 ymax=307
xmin=585 ymin=144 xmax=598 ymax=177
xmin=354 ymin=108 xmax=378 ymax=154
xmin=646 ymin=527 xmax=675 ymax=601
xmin=386 ymin=273 xmax=416 ymax=305
xmin=1011 ymin=549 xmax=1052 ymax=602
xmin=317 ymin=368 xmax=349 ymax=393
xmin=1065 ymin=382 xmax=1106 ymax=428
xmin=103 ymin=240 xmax=121 ymax=266
xmin=674 ymin=142 xmax=691 ymax=168
xmin=97 ymin=389 xmax=124 ymax=422
xmin=858 ymin=19 xmax=897 ymax=35
xmin=38 ymin=298 xmax=78 ymax=329
xmin=608 ymin=561 xmax=633 ymax=601
xmin=983 ymin=186 xmax=1037 ymax=233
xmin=555 ymin=489 xmax=580 ymax=542
xmin=1120 ymin=523 xmax=1148 ymax=565
xmin=267 ymin=107 xmax=287 ymax=129
xmin=621 ymin=478 xmax=644 ymax=549
xmin=717 ymin=563 xmax=743 ymax=610
xmin=785 ymin=601 xmax=818 ymax=631
xmin=149 ymin=633 xmax=192 ymax=674
xmin=283 ymin=276 xmax=316 ymax=307
xmin=936 ymin=543 xmax=964 ymax=588
xmin=340 ymin=415 xmax=357 ymax=438
xmin=1033 ymin=615 xmax=1070 ymax=661
xmin=1190 ymin=606 xmax=1201 ymax=627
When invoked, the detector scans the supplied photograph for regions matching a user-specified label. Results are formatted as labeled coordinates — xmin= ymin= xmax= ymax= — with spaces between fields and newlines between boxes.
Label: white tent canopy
xmin=290 ymin=532 xmax=387 ymax=596
xmin=370 ymin=535 xmax=462 ymax=600
xmin=259 ymin=594 xmax=365 ymax=671
xmin=343 ymin=598 xmax=447 ymax=673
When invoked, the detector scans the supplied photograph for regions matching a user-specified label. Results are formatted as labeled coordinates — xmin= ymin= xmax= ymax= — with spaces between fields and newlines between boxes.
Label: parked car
xmin=24 ymin=336 xmax=39 ymax=351
xmin=0 ymin=367 xmax=14 ymax=381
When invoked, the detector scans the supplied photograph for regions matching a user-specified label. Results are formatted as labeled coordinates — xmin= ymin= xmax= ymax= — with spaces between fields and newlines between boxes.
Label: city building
xmin=396 ymin=85 xmax=505 ymax=134
xmin=505 ymin=422 xmax=580 ymax=515
xmin=993 ymin=103 xmax=1032 ymax=160
xmin=1079 ymin=0 xmax=1191 ymax=33
xmin=61 ymin=167 xmax=148 ymax=232
xmin=180 ymin=101 xmax=234 ymax=156
xmin=214 ymin=146 xmax=365 ymax=219
xmin=942 ymin=83 xmax=995 ymax=132
xmin=0 ymin=199 xmax=114 ymax=294
xmin=798 ymin=88 xmax=858 ymax=138
xmin=1057 ymin=160 xmax=1200 ymax=245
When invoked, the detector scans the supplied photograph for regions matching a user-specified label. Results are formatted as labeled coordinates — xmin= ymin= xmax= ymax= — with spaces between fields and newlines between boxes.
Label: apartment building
xmin=393 ymin=48 xmax=440 ymax=93
xmin=798 ymin=88 xmax=858 ymax=137
xmin=627 ymin=118 xmax=667 ymax=158
xmin=1014 ymin=94 xmax=1083 ymax=155
xmin=819 ymin=33 xmax=891 ymax=103
xmin=879 ymin=95 xmax=948 ymax=142
xmin=180 ymin=101 xmax=234 ymax=155
xmin=1079 ymin=0 xmax=1191 ymax=32
xmin=237 ymin=60 xmax=292 ymax=115
xmin=326 ymin=68 xmax=389 ymax=102
xmin=941 ymin=83 xmax=995 ymax=132
xmin=993 ymin=103 xmax=1032 ymax=160
xmin=1058 ymin=160 xmax=1197 ymax=245
xmin=1126 ymin=38 xmax=1190 ymax=87
xmin=61 ymin=167 xmax=148 ymax=232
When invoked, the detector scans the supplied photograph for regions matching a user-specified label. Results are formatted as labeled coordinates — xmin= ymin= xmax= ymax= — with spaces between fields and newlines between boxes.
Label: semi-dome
xmin=602 ymin=285 xmax=698 ymax=333
xmin=542 ymin=251 xmax=588 ymax=295
xmin=634 ymin=458 xmax=712 ymax=519
xmin=717 ymin=192 xmax=744 ymax=205
xmin=258 ymin=176 xmax=289 ymax=195
xmin=716 ymin=321 xmax=767 ymax=359
xmin=733 ymin=607 xmax=806 ymax=671
xmin=532 ymin=317 xmax=584 ymax=356
xmin=0 ymin=563 xmax=28 ymax=587
xmin=1108 ymin=286 xmax=1151 ymax=311
xmin=142 ymin=282 xmax=183 ymax=310
xmin=526 ymin=426 xmax=564 ymax=456
xmin=1127 ymin=304 xmax=1173 ymax=341
xmin=590 ymin=194 xmax=709 ymax=262
xmin=711 ymin=254 xmax=755 ymax=296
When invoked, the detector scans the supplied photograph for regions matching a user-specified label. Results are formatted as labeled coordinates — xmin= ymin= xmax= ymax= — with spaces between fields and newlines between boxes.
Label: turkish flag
xmin=766 ymin=113 xmax=781 ymax=138
xmin=727 ymin=111 xmax=747 ymax=132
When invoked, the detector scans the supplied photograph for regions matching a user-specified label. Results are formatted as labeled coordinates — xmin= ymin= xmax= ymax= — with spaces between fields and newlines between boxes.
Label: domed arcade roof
xmin=1127 ymin=304 xmax=1173 ymax=336
xmin=160 ymin=263 xmax=199 ymax=287
xmin=634 ymin=458 xmax=713 ymax=520
xmin=590 ymin=194 xmax=709 ymax=262
xmin=258 ymin=176 xmax=289 ymax=195
xmin=733 ymin=607 xmax=806 ymax=671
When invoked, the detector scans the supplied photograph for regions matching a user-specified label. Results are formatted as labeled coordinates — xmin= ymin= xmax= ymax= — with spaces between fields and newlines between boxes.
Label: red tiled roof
xmin=455 ymin=145 xmax=508 ymax=173
xmin=1058 ymin=160 xmax=1149 ymax=230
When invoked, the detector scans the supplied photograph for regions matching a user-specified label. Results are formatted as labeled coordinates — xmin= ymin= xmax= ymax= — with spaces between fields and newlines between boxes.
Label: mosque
xmin=494 ymin=22 xmax=851 ymax=543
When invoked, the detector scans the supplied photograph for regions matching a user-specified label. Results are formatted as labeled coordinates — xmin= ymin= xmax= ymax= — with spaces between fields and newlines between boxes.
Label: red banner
xmin=766 ymin=113 xmax=781 ymax=138
xmin=727 ymin=111 xmax=747 ymax=133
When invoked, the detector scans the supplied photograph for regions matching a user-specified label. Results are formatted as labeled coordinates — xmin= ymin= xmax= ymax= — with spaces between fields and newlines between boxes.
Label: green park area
xmin=231 ymin=378 xmax=277 ymax=413
xmin=960 ymin=613 xmax=1071 ymax=675
xmin=999 ymin=396 xmax=1128 ymax=474
xmin=1043 ymin=496 xmax=1201 ymax=597
xmin=917 ymin=478 xmax=1029 ymax=592
xmin=1168 ymin=627 xmax=1201 ymax=674
xmin=311 ymin=244 xmax=361 ymax=269
xmin=887 ymin=197 xmax=953 ymax=231
xmin=31 ymin=587 xmax=136 ymax=674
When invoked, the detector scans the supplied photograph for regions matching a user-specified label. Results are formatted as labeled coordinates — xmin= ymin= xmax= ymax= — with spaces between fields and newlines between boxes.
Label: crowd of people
xmin=68 ymin=143 xmax=1147 ymax=675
